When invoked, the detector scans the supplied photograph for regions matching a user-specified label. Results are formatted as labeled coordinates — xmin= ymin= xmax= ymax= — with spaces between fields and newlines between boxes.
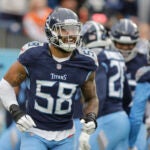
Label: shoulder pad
xmin=136 ymin=39 xmax=149 ymax=55
xmin=20 ymin=41 xmax=44 ymax=55
xmin=79 ymin=48 xmax=98 ymax=66
xmin=90 ymin=48 xmax=103 ymax=56
xmin=135 ymin=66 xmax=150 ymax=82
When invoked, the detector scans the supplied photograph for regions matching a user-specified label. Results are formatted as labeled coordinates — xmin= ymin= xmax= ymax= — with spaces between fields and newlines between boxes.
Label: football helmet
xmin=45 ymin=8 xmax=81 ymax=52
xmin=110 ymin=18 xmax=139 ymax=62
xmin=81 ymin=21 xmax=109 ymax=49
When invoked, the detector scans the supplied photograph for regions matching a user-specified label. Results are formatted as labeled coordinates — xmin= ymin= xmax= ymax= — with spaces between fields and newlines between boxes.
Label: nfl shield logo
xmin=56 ymin=64 xmax=62 ymax=70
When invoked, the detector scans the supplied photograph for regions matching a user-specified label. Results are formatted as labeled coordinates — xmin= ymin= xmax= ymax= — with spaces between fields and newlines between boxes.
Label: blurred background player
xmin=129 ymin=44 xmax=150 ymax=150
xmin=0 ymin=8 xmax=98 ymax=150
xmin=77 ymin=20 xmax=132 ymax=150
xmin=74 ymin=20 xmax=111 ymax=150
xmin=110 ymin=18 xmax=149 ymax=150
xmin=129 ymin=66 xmax=150 ymax=150
xmin=88 ymin=21 xmax=132 ymax=150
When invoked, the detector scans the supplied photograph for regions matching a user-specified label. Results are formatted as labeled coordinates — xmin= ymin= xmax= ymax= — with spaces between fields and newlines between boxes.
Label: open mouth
xmin=63 ymin=37 xmax=76 ymax=43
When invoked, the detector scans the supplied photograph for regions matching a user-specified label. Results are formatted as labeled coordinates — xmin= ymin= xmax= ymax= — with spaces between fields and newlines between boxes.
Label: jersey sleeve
xmin=95 ymin=51 xmax=109 ymax=115
xmin=18 ymin=41 xmax=44 ymax=66
xmin=95 ymin=64 xmax=107 ymax=115
xmin=136 ymin=66 xmax=150 ymax=83
xmin=78 ymin=48 xmax=98 ymax=71
xmin=122 ymin=74 xmax=132 ymax=114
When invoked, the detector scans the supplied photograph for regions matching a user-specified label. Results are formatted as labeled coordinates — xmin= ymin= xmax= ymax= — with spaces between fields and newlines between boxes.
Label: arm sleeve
xmin=0 ymin=78 xmax=18 ymax=111
xmin=129 ymin=83 xmax=150 ymax=147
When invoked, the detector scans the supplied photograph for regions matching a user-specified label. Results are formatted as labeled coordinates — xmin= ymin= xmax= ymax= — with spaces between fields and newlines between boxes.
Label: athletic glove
xmin=9 ymin=104 xmax=36 ymax=132
xmin=80 ymin=112 xmax=97 ymax=135
xmin=78 ymin=132 xmax=91 ymax=150
xmin=79 ymin=113 xmax=97 ymax=150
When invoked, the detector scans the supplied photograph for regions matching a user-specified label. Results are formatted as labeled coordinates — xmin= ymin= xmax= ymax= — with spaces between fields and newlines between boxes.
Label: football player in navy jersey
xmin=0 ymin=8 xmax=99 ymax=150
xmin=74 ymin=21 xmax=111 ymax=150
xmin=129 ymin=45 xmax=150 ymax=150
xmin=78 ymin=20 xmax=132 ymax=150
xmin=129 ymin=65 xmax=150 ymax=150
xmin=110 ymin=18 xmax=149 ymax=150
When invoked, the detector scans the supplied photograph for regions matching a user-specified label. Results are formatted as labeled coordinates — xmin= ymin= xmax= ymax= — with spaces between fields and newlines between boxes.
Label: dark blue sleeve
xmin=18 ymin=41 xmax=44 ymax=66
xmin=18 ymin=49 xmax=35 ymax=66
xmin=96 ymin=63 xmax=107 ymax=115
xmin=136 ymin=66 xmax=150 ymax=83
xmin=122 ymin=75 xmax=132 ymax=114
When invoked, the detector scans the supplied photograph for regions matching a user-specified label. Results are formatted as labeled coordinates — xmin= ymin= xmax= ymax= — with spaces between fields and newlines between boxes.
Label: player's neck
xmin=50 ymin=45 xmax=72 ymax=58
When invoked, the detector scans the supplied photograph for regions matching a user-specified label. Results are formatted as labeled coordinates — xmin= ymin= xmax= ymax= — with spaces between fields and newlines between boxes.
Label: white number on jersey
xmin=109 ymin=60 xmax=125 ymax=98
xmin=34 ymin=80 xmax=77 ymax=115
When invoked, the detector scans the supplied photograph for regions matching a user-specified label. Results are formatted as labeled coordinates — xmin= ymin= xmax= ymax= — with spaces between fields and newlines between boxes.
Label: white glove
xmin=128 ymin=146 xmax=138 ymax=150
xmin=80 ymin=119 xmax=96 ymax=135
xmin=9 ymin=104 xmax=36 ymax=132
xmin=146 ymin=117 xmax=150 ymax=128
xmin=78 ymin=113 xmax=97 ymax=150
xmin=16 ymin=115 xmax=36 ymax=132
xmin=78 ymin=131 xmax=91 ymax=150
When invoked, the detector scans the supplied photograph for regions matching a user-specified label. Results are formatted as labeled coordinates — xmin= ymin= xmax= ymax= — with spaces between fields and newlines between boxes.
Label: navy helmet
xmin=81 ymin=21 xmax=109 ymax=49
xmin=45 ymin=8 xmax=81 ymax=52
xmin=110 ymin=18 xmax=139 ymax=61
xmin=110 ymin=18 xmax=139 ymax=44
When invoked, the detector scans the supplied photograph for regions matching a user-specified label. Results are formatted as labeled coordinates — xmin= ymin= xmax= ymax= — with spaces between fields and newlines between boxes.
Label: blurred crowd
xmin=0 ymin=0 xmax=150 ymax=43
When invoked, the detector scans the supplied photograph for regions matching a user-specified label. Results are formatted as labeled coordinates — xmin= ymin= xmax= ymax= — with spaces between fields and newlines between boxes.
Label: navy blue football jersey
xmin=18 ymin=41 xmax=98 ymax=131
xmin=135 ymin=66 xmax=150 ymax=83
xmin=96 ymin=49 xmax=132 ymax=116
xmin=126 ymin=53 xmax=148 ymax=93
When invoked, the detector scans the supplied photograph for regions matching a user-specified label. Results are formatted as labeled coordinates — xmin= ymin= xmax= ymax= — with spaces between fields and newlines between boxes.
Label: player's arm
xmin=81 ymin=71 xmax=99 ymax=116
xmin=80 ymin=71 xmax=99 ymax=134
xmin=0 ymin=61 xmax=36 ymax=132
xmin=0 ymin=61 xmax=26 ymax=109
xmin=4 ymin=61 xmax=27 ymax=86
xmin=79 ymin=71 xmax=99 ymax=150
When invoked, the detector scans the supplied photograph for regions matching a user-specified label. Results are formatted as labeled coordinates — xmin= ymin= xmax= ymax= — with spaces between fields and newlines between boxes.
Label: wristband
xmin=9 ymin=104 xmax=25 ymax=122
xmin=81 ymin=112 xmax=97 ymax=128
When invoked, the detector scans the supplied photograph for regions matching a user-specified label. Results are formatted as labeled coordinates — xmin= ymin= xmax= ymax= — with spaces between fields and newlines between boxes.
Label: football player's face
xmin=57 ymin=25 xmax=80 ymax=44
xmin=114 ymin=42 xmax=136 ymax=51
xmin=60 ymin=29 xmax=77 ymax=43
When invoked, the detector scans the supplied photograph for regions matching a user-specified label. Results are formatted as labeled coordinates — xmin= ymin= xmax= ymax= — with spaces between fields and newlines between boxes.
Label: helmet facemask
xmin=110 ymin=18 xmax=140 ymax=62
xmin=48 ymin=22 xmax=81 ymax=52
xmin=111 ymin=40 xmax=138 ymax=62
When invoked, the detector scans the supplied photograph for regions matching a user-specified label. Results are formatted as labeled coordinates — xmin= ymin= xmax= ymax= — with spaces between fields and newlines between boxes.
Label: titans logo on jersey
xmin=18 ymin=41 xmax=98 ymax=131
xmin=95 ymin=49 xmax=131 ymax=116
